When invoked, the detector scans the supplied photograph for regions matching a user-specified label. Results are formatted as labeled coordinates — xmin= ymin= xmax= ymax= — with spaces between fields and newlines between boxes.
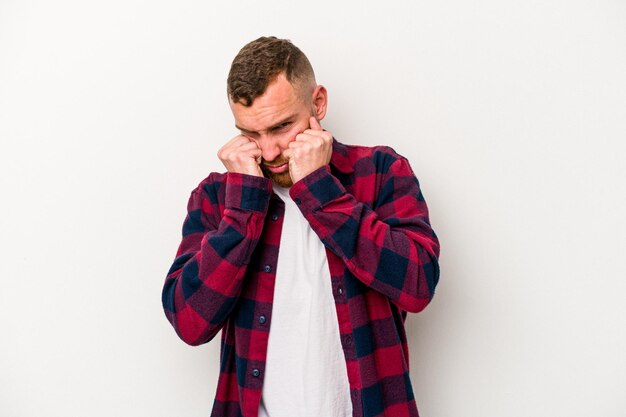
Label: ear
xmin=311 ymin=85 xmax=328 ymax=121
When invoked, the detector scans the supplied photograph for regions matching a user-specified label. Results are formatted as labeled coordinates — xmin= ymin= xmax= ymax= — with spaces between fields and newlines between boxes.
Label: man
xmin=162 ymin=36 xmax=440 ymax=417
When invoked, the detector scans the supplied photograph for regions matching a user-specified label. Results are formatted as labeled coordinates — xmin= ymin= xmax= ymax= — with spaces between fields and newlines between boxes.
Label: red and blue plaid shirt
xmin=162 ymin=139 xmax=440 ymax=417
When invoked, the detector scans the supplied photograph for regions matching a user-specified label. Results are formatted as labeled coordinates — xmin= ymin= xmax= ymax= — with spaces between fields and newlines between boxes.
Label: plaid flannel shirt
xmin=162 ymin=139 xmax=440 ymax=417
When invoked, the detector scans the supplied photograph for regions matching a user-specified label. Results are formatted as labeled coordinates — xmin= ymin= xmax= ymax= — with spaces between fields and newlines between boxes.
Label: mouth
xmin=264 ymin=162 xmax=289 ymax=174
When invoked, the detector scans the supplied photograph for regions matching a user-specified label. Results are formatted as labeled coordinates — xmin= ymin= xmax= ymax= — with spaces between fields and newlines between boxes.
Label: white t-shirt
xmin=258 ymin=185 xmax=352 ymax=417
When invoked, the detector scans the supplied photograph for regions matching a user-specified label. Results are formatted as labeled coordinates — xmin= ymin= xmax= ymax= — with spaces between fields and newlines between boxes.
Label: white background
xmin=1 ymin=1 xmax=625 ymax=416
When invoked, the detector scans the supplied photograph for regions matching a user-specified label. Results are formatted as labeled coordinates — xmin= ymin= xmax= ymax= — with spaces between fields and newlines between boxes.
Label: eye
xmin=272 ymin=122 xmax=291 ymax=132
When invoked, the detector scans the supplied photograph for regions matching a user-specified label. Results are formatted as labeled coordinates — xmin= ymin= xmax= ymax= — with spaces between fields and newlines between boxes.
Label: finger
xmin=299 ymin=127 xmax=331 ymax=139
xmin=288 ymin=140 xmax=306 ymax=149
xmin=295 ymin=133 xmax=329 ymax=147
xmin=238 ymin=146 xmax=262 ymax=163
xmin=309 ymin=116 xmax=322 ymax=131
xmin=238 ymin=141 xmax=261 ymax=152
xmin=246 ymin=147 xmax=262 ymax=159
xmin=224 ymin=135 xmax=251 ymax=147
xmin=296 ymin=130 xmax=327 ymax=142
xmin=221 ymin=141 xmax=261 ymax=163
xmin=295 ymin=132 xmax=314 ymax=142
xmin=220 ymin=137 xmax=251 ymax=157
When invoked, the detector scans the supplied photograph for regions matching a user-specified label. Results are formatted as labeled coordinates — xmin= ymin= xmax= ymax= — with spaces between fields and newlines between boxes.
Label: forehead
xmin=230 ymin=74 xmax=307 ymax=132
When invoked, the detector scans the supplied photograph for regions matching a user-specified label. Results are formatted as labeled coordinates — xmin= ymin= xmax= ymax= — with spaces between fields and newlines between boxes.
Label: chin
xmin=269 ymin=172 xmax=293 ymax=188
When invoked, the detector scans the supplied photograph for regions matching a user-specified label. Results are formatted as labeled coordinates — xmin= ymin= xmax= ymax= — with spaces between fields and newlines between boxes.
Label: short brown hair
xmin=227 ymin=36 xmax=315 ymax=106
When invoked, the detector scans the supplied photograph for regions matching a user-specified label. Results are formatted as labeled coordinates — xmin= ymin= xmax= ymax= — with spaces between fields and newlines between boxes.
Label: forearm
xmin=290 ymin=163 xmax=440 ymax=313
xmin=162 ymin=173 xmax=271 ymax=345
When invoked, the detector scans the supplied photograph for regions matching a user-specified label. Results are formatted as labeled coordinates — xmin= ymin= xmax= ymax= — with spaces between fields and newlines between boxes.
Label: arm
xmin=289 ymin=154 xmax=440 ymax=313
xmin=161 ymin=173 xmax=271 ymax=345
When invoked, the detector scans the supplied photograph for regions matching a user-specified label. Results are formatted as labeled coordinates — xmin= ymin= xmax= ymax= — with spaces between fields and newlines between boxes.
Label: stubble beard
xmin=261 ymin=160 xmax=293 ymax=188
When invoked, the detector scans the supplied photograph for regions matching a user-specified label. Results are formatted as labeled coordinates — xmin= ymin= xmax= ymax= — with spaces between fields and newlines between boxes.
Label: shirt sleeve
xmin=161 ymin=173 xmax=272 ymax=345
xmin=289 ymin=156 xmax=440 ymax=313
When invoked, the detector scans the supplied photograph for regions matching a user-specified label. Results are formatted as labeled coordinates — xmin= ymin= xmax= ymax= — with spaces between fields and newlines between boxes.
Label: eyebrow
xmin=236 ymin=115 xmax=296 ymax=135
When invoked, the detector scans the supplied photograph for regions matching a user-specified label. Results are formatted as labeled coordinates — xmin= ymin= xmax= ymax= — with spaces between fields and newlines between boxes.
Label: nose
xmin=259 ymin=135 xmax=282 ymax=162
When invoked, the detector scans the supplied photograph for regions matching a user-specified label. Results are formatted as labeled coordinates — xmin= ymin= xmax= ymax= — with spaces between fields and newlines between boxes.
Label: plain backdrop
xmin=1 ymin=1 xmax=625 ymax=416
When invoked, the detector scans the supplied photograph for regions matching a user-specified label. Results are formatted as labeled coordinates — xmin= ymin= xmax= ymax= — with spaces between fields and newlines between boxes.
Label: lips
xmin=265 ymin=162 xmax=289 ymax=173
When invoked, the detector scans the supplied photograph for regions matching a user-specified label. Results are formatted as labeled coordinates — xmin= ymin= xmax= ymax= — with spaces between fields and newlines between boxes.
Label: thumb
xmin=309 ymin=116 xmax=322 ymax=131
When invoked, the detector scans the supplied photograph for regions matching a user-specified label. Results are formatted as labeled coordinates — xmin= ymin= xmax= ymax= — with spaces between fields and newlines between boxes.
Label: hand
xmin=284 ymin=117 xmax=333 ymax=184
xmin=217 ymin=135 xmax=263 ymax=177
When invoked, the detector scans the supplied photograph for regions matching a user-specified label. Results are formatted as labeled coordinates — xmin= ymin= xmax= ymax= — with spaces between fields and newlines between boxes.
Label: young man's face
xmin=230 ymin=73 xmax=326 ymax=187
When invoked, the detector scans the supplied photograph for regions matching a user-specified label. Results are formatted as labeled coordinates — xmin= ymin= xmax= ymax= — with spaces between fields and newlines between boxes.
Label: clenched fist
xmin=217 ymin=135 xmax=263 ymax=177
xmin=284 ymin=117 xmax=333 ymax=184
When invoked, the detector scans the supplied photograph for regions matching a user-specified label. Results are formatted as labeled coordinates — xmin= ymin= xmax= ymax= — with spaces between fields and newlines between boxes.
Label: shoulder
xmin=331 ymin=139 xmax=409 ymax=175
xmin=189 ymin=171 xmax=228 ymax=202
xmin=182 ymin=172 xmax=228 ymax=227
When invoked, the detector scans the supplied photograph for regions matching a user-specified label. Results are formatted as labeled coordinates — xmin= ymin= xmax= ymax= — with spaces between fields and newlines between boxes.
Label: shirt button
xmin=252 ymin=368 xmax=261 ymax=377
xmin=258 ymin=315 xmax=266 ymax=324
xmin=264 ymin=265 xmax=272 ymax=273
xmin=271 ymin=214 xmax=279 ymax=221
xmin=337 ymin=287 xmax=344 ymax=295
